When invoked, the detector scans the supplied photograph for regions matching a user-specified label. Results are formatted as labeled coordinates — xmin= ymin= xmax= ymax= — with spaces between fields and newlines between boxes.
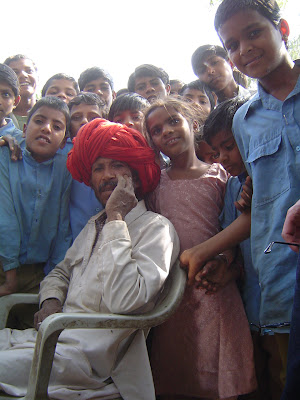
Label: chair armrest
xmin=0 ymin=293 xmax=39 ymax=329
xmin=27 ymin=261 xmax=186 ymax=400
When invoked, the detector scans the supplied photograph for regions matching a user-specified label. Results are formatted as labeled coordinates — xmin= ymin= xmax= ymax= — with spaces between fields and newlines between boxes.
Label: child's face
xmin=0 ymin=82 xmax=20 ymax=127
xmin=134 ymin=76 xmax=170 ymax=103
xmin=8 ymin=58 xmax=37 ymax=98
xmin=196 ymin=55 xmax=234 ymax=93
xmin=147 ymin=106 xmax=194 ymax=159
xmin=196 ymin=140 xmax=217 ymax=164
xmin=25 ymin=105 xmax=67 ymax=163
xmin=83 ymin=77 xmax=115 ymax=108
xmin=218 ymin=9 xmax=285 ymax=80
xmin=112 ymin=110 xmax=144 ymax=134
xmin=70 ymin=103 xmax=102 ymax=139
xmin=45 ymin=79 xmax=77 ymax=103
xmin=181 ymin=88 xmax=211 ymax=114
xmin=209 ymin=130 xmax=245 ymax=176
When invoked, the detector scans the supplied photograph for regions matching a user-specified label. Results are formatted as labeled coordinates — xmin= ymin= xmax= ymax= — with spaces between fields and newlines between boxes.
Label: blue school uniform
xmin=219 ymin=173 xmax=261 ymax=331
xmin=0 ymin=147 xmax=72 ymax=273
xmin=232 ymin=74 xmax=300 ymax=333
xmin=0 ymin=118 xmax=24 ymax=144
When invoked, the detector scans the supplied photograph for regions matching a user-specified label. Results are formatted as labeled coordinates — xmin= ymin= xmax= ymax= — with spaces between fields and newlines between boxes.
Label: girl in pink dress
xmin=145 ymin=98 xmax=256 ymax=400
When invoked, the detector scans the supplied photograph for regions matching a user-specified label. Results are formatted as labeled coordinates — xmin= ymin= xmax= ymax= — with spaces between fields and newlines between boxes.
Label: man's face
xmin=134 ymin=76 xmax=170 ymax=103
xmin=90 ymin=157 xmax=135 ymax=205
xmin=70 ymin=103 xmax=102 ymax=139
xmin=83 ymin=77 xmax=115 ymax=108
xmin=8 ymin=58 xmax=38 ymax=99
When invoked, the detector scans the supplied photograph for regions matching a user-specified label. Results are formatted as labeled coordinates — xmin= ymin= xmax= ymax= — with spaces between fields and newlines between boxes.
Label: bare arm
xmin=180 ymin=210 xmax=251 ymax=284
xmin=282 ymin=199 xmax=300 ymax=252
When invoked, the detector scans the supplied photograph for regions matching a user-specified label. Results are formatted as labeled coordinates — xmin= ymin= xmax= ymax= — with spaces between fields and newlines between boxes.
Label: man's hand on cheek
xmin=105 ymin=174 xmax=138 ymax=222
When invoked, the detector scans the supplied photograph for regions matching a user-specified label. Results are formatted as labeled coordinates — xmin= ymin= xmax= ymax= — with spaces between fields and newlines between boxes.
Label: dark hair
xmin=41 ymin=73 xmax=79 ymax=97
xmin=108 ymin=93 xmax=149 ymax=121
xmin=214 ymin=0 xmax=281 ymax=33
xmin=179 ymin=80 xmax=216 ymax=110
xmin=0 ymin=63 xmax=20 ymax=97
xmin=128 ymin=64 xmax=169 ymax=92
xmin=27 ymin=96 xmax=71 ymax=136
xmin=191 ymin=45 xmax=229 ymax=76
xmin=116 ymin=88 xmax=129 ymax=97
xmin=68 ymin=92 xmax=106 ymax=113
xmin=4 ymin=54 xmax=38 ymax=72
xmin=203 ymin=96 xmax=249 ymax=144
xmin=78 ymin=67 xmax=114 ymax=91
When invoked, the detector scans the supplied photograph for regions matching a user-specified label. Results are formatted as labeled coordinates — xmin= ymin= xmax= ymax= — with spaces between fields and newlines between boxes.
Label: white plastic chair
xmin=0 ymin=260 xmax=186 ymax=400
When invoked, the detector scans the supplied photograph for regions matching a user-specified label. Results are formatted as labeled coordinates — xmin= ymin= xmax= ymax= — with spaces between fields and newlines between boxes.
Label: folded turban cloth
xmin=67 ymin=118 xmax=161 ymax=195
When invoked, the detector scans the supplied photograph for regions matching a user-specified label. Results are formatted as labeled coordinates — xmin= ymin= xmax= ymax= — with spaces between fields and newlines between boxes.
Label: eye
xmin=200 ymin=99 xmax=208 ymax=105
xmin=2 ymin=92 xmax=11 ymax=98
xmin=136 ymin=84 xmax=145 ymax=92
xmin=54 ymin=124 xmax=63 ymax=131
xmin=225 ymin=142 xmax=236 ymax=151
xmin=212 ymin=152 xmax=220 ymax=160
xmin=249 ymin=29 xmax=261 ymax=39
xmin=226 ymin=41 xmax=238 ymax=53
xmin=114 ymin=117 xmax=124 ymax=124
xmin=66 ymin=92 xmax=75 ymax=97
xmin=132 ymin=114 xmax=142 ymax=121
xmin=71 ymin=114 xmax=81 ymax=121
xmin=169 ymin=117 xmax=179 ymax=125
xmin=47 ymin=89 xmax=57 ymax=95
xmin=150 ymin=127 xmax=162 ymax=137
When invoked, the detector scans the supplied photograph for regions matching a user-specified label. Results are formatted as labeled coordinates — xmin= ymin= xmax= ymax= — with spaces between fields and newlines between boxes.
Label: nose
xmin=162 ymin=123 xmax=172 ymax=137
xmin=57 ymin=92 xmax=67 ymax=102
xmin=207 ymin=65 xmax=215 ymax=75
xmin=218 ymin=150 xmax=228 ymax=164
xmin=41 ymin=122 xmax=51 ymax=134
xmin=80 ymin=116 xmax=89 ymax=127
xmin=124 ymin=116 xmax=134 ymax=128
xmin=96 ymin=88 xmax=103 ymax=97
xmin=19 ymin=70 xmax=29 ymax=79
xmin=145 ymin=83 xmax=155 ymax=94
xmin=102 ymin=166 xmax=116 ymax=181
xmin=240 ymin=40 xmax=252 ymax=56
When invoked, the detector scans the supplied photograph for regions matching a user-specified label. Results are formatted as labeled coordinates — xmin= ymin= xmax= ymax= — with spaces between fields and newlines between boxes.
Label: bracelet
xmin=218 ymin=253 xmax=229 ymax=265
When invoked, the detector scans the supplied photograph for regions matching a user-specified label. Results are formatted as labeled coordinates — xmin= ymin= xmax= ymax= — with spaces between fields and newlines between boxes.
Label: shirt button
xmin=296 ymin=146 xmax=300 ymax=152
xmin=96 ymin=208 xmax=100 ymax=212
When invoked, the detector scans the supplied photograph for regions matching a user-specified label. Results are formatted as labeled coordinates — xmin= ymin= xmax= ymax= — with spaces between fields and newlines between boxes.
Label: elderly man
xmin=0 ymin=119 xmax=180 ymax=400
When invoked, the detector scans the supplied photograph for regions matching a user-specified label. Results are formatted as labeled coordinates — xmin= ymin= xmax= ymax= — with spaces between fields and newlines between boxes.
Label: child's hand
xmin=0 ymin=269 xmax=18 ymax=297
xmin=234 ymin=176 xmax=252 ymax=213
xmin=180 ymin=243 xmax=209 ymax=285
xmin=0 ymin=134 xmax=22 ymax=161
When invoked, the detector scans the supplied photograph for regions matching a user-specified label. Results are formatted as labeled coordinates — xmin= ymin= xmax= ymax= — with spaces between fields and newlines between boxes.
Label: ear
xmin=22 ymin=123 xmax=27 ymax=137
xmin=59 ymin=137 xmax=67 ymax=149
xmin=112 ymin=90 xmax=117 ymax=100
xmin=279 ymin=19 xmax=290 ymax=38
xmin=13 ymin=95 xmax=21 ymax=109
xmin=166 ymin=84 xmax=171 ymax=95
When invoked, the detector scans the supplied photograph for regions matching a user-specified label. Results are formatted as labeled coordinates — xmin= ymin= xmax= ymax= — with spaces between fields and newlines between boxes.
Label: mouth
xmin=98 ymin=181 xmax=118 ymax=193
xmin=147 ymin=95 xmax=157 ymax=103
xmin=20 ymin=81 xmax=31 ymax=87
xmin=244 ymin=55 xmax=263 ymax=67
xmin=36 ymin=135 xmax=51 ymax=144
xmin=165 ymin=137 xmax=179 ymax=146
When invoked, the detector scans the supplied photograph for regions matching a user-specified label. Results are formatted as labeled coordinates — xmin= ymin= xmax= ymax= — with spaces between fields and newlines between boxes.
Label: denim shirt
xmin=232 ymin=75 xmax=300 ymax=332
xmin=0 ymin=118 xmax=24 ymax=145
xmin=219 ymin=174 xmax=261 ymax=332
xmin=0 ymin=147 xmax=72 ymax=272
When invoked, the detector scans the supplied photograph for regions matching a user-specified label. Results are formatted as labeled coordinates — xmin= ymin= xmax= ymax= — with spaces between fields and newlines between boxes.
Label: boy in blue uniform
xmin=182 ymin=1 xmax=300 ymax=396
xmin=0 ymin=96 xmax=72 ymax=299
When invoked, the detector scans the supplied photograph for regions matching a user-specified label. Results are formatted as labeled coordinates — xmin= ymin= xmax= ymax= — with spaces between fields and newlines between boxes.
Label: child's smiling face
xmin=218 ymin=9 xmax=286 ymax=80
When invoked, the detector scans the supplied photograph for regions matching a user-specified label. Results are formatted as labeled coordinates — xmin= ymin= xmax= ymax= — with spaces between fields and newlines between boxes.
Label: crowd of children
xmin=0 ymin=0 xmax=299 ymax=398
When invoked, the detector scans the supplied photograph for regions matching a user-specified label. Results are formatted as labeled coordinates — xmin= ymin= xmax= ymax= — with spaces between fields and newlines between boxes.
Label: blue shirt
xmin=0 ymin=118 xmax=24 ymax=145
xmin=57 ymin=137 xmax=73 ymax=156
xmin=232 ymin=76 xmax=300 ymax=332
xmin=0 ymin=147 xmax=72 ymax=272
xmin=220 ymin=174 xmax=261 ymax=332
xmin=70 ymin=180 xmax=103 ymax=240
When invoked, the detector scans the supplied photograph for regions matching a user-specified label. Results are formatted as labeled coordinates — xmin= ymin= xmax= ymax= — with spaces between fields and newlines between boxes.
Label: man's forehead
xmin=92 ymin=157 xmax=128 ymax=166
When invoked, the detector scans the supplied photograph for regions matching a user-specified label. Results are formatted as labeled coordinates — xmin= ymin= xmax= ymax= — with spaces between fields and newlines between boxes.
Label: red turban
xmin=67 ymin=118 xmax=161 ymax=195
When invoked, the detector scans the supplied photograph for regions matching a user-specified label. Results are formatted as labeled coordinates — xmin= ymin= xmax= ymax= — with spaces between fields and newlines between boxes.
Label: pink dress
xmin=147 ymin=164 xmax=256 ymax=399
